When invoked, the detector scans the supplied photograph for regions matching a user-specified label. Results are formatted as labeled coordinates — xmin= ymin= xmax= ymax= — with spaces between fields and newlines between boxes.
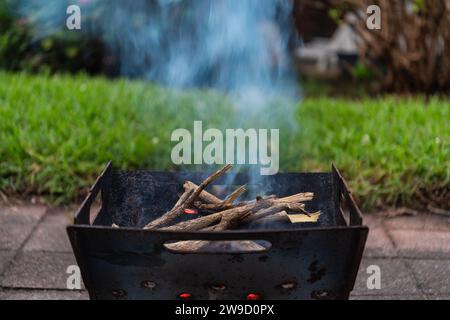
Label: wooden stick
xmin=161 ymin=211 xmax=225 ymax=231
xmin=219 ymin=192 xmax=312 ymax=209
xmin=222 ymin=185 xmax=246 ymax=207
xmin=162 ymin=198 xmax=274 ymax=232
xmin=276 ymin=192 xmax=314 ymax=203
xmin=144 ymin=164 xmax=232 ymax=229
xmin=195 ymin=194 xmax=276 ymax=211
xmin=209 ymin=206 xmax=253 ymax=231
xmin=162 ymin=205 xmax=251 ymax=232
xmin=242 ymin=202 xmax=307 ymax=224
xmin=242 ymin=203 xmax=287 ymax=224
xmin=166 ymin=209 xmax=266 ymax=253
xmin=195 ymin=185 xmax=246 ymax=211
xmin=188 ymin=164 xmax=232 ymax=203
xmin=250 ymin=211 xmax=289 ymax=226
xmin=193 ymin=202 xmax=229 ymax=211
xmin=173 ymin=184 xmax=196 ymax=208
xmin=184 ymin=181 xmax=222 ymax=204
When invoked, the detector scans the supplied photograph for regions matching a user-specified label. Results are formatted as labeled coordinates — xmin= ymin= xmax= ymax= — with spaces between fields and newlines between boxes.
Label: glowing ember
xmin=184 ymin=208 xmax=198 ymax=215
xmin=246 ymin=293 xmax=261 ymax=300
xmin=179 ymin=292 xmax=192 ymax=299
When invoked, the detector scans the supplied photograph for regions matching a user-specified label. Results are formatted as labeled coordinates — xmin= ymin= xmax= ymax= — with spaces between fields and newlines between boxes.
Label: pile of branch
xmin=140 ymin=164 xmax=319 ymax=252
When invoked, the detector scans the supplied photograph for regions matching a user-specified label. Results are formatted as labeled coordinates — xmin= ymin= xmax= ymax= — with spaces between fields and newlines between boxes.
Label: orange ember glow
xmin=184 ymin=208 xmax=198 ymax=215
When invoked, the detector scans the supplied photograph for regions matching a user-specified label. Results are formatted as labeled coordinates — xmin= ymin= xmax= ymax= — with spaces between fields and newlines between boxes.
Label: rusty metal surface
xmin=67 ymin=162 xmax=368 ymax=300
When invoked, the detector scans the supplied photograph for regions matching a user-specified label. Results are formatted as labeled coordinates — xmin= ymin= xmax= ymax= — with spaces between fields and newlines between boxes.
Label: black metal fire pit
xmin=67 ymin=162 xmax=368 ymax=300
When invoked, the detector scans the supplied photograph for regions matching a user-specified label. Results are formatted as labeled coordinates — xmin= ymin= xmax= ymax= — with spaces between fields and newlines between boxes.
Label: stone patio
xmin=0 ymin=203 xmax=449 ymax=300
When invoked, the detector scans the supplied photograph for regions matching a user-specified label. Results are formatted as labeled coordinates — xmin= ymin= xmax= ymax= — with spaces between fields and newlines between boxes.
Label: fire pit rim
xmin=74 ymin=161 xmax=364 ymax=228
xmin=67 ymin=224 xmax=367 ymax=233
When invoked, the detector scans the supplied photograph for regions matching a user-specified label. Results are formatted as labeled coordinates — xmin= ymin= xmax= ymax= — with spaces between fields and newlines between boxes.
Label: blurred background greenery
xmin=0 ymin=0 xmax=448 ymax=211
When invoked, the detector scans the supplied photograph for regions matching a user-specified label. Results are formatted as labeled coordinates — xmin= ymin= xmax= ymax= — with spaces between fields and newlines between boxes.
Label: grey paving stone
xmin=0 ymin=251 xmax=81 ymax=290
xmin=0 ymin=223 xmax=36 ymax=251
xmin=384 ymin=214 xmax=450 ymax=232
xmin=0 ymin=250 xmax=15 ymax=275
xmin=24 ymin=211 xmax=72 ymax=252
xmin=0 ymin=288 xmax=89 ymax=300
xmin=364 ymin=226 xmax=397 ymax=258
xmin=389 ymin=230 xmax=450 ymax=259
xmin=362 ymin=213 xmax=385 ymax=229
xmin=352 ymin=258 xmax=420 ymax=296
xmin=406 ymin=259 xmax=450 ymax=294
xmin=0 ymin=205 xmax=47 ymax=250
xmin=0 ymin=205 xmax=47 ymax=225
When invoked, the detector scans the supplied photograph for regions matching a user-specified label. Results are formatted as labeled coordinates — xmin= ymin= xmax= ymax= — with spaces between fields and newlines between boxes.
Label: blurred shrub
xmin=335 ymin=0 xmax=450 ymax=94
xmin=350 ymin=61 xmax=374 ymax=81
xmin=0 ymin=0 xmax=27 ymax=70
xmin=0 ymin=0 xmax=108 ymax=74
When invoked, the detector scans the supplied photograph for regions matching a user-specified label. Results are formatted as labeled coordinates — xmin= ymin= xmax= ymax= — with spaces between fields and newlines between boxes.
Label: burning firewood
xmin=143 ymin=164 xmax=320 ymax=251
xmin=159 ymin=190 xmax=316 ymax=232
xmin=144 ymin=164 xmax=233 ymax=229
xmin=162 ymin=203 xmax=255 ymax=232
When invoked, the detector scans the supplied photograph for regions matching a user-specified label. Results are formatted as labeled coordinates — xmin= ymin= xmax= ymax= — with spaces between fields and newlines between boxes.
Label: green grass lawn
xmin=0 ymin=72 xmax=448 ymax=209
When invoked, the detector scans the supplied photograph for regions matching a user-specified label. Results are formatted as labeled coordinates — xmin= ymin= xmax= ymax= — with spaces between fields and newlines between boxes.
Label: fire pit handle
xmin=332 ymin=164 xmax=363 ymax=226
xmin=74 ymin=161 xmax=112 ymax=225
xmin=162 ymin=239 xmax=272 ymax=254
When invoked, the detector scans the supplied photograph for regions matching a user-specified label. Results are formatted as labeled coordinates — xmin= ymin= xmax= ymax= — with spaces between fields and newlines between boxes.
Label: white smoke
xmin=15 ymin=0 xmax=301 ymax=182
